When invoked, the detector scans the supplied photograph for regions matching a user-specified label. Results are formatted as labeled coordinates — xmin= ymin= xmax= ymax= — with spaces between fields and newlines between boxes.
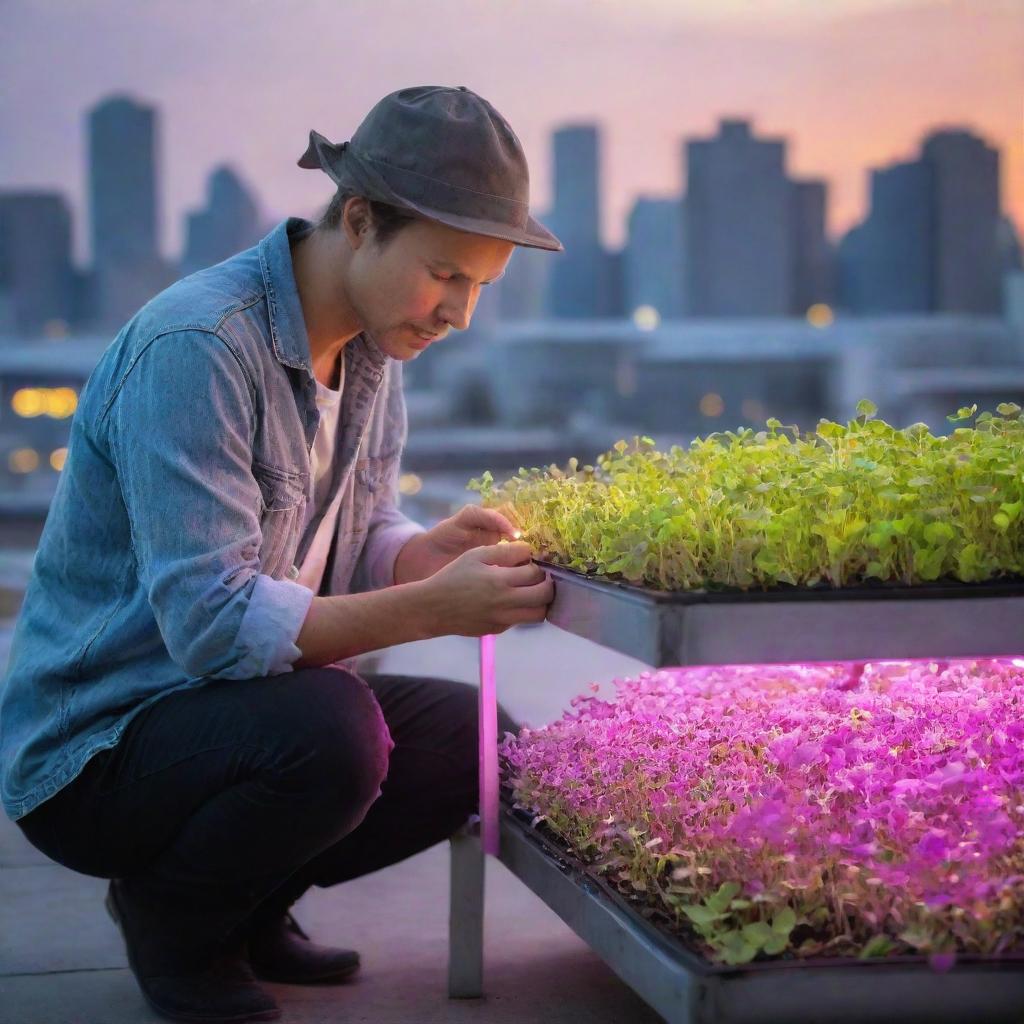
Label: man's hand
xmin=393 ymin=504 xmax=521 ymax=585
xmin=417 ymin=541 xmax=554 ymax=637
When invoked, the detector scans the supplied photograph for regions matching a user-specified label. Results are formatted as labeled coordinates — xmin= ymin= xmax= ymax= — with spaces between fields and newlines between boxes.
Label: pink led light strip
xmin=478 ymin=633 xmax=499 ymax=856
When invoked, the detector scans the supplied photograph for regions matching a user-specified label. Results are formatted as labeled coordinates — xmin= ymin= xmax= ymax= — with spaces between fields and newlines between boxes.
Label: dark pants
xmin=17 ymin=667 xmax=517 ymax=955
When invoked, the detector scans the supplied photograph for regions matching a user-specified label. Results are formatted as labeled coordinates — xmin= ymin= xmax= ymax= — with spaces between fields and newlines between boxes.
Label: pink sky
xmin=2 ymin=0 xmax=1020 ymax=262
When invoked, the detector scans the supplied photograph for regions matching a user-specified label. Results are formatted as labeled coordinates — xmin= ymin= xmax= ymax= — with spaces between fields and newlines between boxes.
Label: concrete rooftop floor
xmin=0 ymin=626 xmax=664 ymax=1023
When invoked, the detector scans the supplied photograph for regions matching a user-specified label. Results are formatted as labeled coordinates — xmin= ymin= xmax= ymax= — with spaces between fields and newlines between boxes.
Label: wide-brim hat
xmin=298 ymin=85 xmax=562 ymax=252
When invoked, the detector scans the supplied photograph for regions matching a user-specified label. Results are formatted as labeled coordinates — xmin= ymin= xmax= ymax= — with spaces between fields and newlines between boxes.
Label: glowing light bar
xmin=479 ymin=633 xmax=499 ymax=856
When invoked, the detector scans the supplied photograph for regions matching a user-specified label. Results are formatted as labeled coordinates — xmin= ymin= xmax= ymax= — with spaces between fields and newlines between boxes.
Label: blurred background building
xmin=837 ymin=129 xmax=1006 ymax=316
xmin=0 ymin=193 xmax=75 ymax=336
xmin=88 ymin=96 xmax=175 ymax=328
xmin=181 ymin=166 xmax=262 ymax=276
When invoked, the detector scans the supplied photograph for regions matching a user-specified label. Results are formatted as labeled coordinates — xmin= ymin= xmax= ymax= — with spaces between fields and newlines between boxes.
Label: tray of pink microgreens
xmin=501 ymin=658 xmax=1024 ymax=969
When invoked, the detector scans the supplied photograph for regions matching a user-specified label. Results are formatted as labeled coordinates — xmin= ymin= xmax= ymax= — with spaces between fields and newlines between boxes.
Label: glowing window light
xmin=11 ymin=388 xmax=45 ymax=418
xmin=46 ymin=388 xmax=78 ymax=419
xmin=806 ymin=303 xmax=834 ymax=328
xmin=9 ymin=448 xmax=40 ymax=474
xmin=398 ymin=473 xmax=422 ymax=496
xmin=50 ymin=447 xmax=68 ymax=471
xmin=10 ymin=387 xmax=78 ymax=419
xmin=632 ymin=305 xmax=660 ymax=331
xmin=699 ymin=392 xmax=725 ymax=417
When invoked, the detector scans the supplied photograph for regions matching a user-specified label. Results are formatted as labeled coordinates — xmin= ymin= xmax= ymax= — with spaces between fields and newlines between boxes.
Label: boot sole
xmin=105 ymin=884 xmax=282 ymax=1022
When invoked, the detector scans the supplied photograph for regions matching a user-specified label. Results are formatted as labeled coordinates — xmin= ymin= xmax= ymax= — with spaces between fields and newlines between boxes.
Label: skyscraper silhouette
xmin=790 ymin=179 xmax=833 ymax=315
xmin=624 ymin=197 xmax=686 ymax=319
xmin=0 ymin=193 xmax=74 ymax=335
xmin=497 ymin=241 xmax=551 ymax=321
xmin=842 ymin=160 xmax=932 ymax=313
xmin=840 ymin=128 xmax=1002 ymax=315
xmin=88 ymin=95 xmax=168 ymax=327
xmin=181 ymin=166 xmax=261 ymax=275
xmin=89 ymin=96 xmax=158 ymax=267
xmin=685 ymin=120 xmax=793 ymax=317
xmin=923 ymin=129 xmax=1001 ymax=314
xmin=547 ymin=125 xmax=607 ymax=318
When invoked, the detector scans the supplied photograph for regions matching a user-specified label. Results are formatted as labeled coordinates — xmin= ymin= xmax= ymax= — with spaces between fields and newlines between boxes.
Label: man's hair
xmin=318 ymin=189 xmax=418 ymax=247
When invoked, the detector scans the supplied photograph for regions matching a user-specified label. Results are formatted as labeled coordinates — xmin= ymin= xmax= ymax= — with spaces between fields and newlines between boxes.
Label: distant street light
xmin=632 ymin=305 xmax=660 ymax=331
xmin=699 ymin=392 xmax=725 ymax=417
xmin=9 ymin=448 xmax=40 ymax=474
xmin=806 ymin=303 xmax=834 ymax=328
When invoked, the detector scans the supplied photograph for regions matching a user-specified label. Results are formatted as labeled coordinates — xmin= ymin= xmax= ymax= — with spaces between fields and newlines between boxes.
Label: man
xmin=0 ymin=85 xmax=561 ymax=1022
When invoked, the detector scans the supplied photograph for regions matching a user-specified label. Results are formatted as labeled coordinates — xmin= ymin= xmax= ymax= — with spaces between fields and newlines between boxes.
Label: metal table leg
xmin=448 ymin=818 xmax=485 ymax=999
xmin=449 ymin=633 xmax=498 ymax=999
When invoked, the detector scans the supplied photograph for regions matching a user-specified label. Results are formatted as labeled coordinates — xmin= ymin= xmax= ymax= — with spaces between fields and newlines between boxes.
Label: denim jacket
xmin=0 ymin=217 xmax=425 ymax=821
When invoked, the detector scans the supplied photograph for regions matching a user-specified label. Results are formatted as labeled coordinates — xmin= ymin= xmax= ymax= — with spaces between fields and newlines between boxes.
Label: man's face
xmin=344 ymin=212 xmax=515 ymax=360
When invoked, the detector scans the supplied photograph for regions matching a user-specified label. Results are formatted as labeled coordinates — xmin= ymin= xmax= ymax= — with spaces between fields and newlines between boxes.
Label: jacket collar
xmin=258 ymin=217 xmax=388 ymax=376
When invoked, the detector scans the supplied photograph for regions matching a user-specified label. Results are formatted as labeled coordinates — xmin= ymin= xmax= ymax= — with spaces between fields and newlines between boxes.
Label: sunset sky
xmin=2 ymin=0 xmax=1020 ymax=262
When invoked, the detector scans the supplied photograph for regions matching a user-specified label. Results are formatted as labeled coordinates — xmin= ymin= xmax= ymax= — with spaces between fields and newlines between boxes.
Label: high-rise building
xmin=836 ymin=223 xmax=868 ymax=315
xmin=790 ymin=180 xmax=833 ymax=316
xmin=601 ymin=248 xmax=626 ymax=320
xmin=181 ymin=166 xmax=262 ymax=275
xmin=922 ymin=129 xmax=1001 ymax=314
xmin=0 ymin=192 xmax=74 ymax=335
xmin=839 ymin=128 xmax=1002 ymax=315
xmin=685 ymin=120 xmax=793 ymax=317
xmin=498 ymin=239 xmax=552 ymax=321
xmin=623 ymin=197 xmax=686 ymax=320
xmin=89 ymin=96 xmax=158 ymax=268
xmin=997 ymin=215 xmax=1023 ymax=276
xmin=547 ymin=125 xmax=607 ymax=318
xmin=997 ymin=216 xmax=1023 ymax=324
xmin=88 ymin=95 xmax=168 ymax=326
xmin=844 ymin=160 xmax=933 ymax=313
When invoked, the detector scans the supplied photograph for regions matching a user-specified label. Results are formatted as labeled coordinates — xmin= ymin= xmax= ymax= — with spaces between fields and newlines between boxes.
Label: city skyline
xmin=2 ymin=0 xmax=1020 ymax=261
xmin=1 ymin=100 xmax=1013 ymax=333
xmin=3 ymin=94 xmax=1011 ymax=272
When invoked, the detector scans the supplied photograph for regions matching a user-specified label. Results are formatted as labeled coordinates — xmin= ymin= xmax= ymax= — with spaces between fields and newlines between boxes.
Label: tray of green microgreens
xmin=467 ymin=402 xmax=1024 ymax=665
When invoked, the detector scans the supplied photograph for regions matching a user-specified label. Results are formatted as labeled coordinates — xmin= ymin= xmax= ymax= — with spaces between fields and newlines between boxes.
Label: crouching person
xmin=0 ymin=85 xmax=558 ymax=1023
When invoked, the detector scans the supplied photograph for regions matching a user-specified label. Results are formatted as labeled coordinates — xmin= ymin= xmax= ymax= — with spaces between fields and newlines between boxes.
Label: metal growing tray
xmin=497 ymin=801 xmax=1024 ymax=1024
xmin=538 ymin=561 xmax=1024 ymax=667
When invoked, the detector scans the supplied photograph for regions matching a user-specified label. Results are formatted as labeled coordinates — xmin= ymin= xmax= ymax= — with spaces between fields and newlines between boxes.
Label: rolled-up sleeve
xmin=230 ymin=573 xmax=314 ymax=677
xmin=104 ymin=329 xmax=313 ymax=680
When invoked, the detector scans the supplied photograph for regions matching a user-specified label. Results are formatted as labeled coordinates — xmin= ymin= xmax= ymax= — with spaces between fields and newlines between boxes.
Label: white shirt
xmin=295 ymin=357 xmax=345 ymax=594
